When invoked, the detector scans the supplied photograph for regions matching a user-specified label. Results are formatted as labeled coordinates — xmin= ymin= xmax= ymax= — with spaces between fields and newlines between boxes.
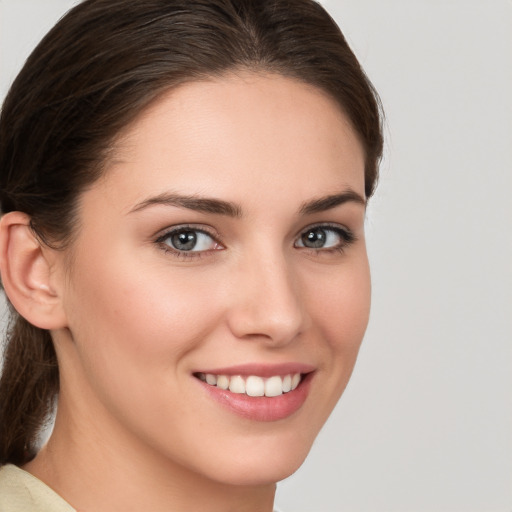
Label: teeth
xmin=265 ymin=376 xmax=283 ymax=397
xmin=282 ymin=374 xmax=292 ymax=393
xmin=246 ymin=376 xmax=265 ymax=397
xmin=205 ymin=374 xmax=217 ymax=385
xmin=229 ymin=375 xmax=245 ymax=394
xmin=216 ymin=375 xmax=229 ymax=390
xmin=197 ymin=372 xmax=302 ymax=397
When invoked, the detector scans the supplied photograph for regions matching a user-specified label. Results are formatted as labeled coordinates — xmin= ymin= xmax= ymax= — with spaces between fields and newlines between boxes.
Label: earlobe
xmin=0 ymin=211 xmax=67 ymax=329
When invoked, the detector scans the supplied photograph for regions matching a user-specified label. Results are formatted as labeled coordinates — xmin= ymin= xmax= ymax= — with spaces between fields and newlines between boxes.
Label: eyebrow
xmin=299 ymin=190 xmax=366 ymax=215
xmin=129 ymin=193 xmax=243 ymax=217
xmin=129 ymin=189 xmax=365 ymax=217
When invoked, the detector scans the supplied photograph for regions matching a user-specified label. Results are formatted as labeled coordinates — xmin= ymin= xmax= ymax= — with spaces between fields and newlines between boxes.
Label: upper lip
xmin=193 ymin=362 xmax=316 ymax=378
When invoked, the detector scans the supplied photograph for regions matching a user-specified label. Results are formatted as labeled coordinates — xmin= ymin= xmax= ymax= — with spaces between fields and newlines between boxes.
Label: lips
xmin=193 ymin=363 xmax=315 ymax=422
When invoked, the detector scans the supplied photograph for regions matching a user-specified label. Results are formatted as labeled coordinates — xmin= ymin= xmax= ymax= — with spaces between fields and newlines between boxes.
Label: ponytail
xmin=0 ymin=312 xmax=58 ymax=465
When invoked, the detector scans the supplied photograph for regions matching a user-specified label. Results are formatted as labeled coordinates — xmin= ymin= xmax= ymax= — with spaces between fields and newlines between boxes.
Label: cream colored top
xmin=0 ymin=464 xmax=75 ymax=512
xmin=0 ymin=463 xmax=284 ymax=511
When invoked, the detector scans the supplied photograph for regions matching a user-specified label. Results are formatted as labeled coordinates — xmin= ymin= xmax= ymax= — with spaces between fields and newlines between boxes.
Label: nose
xmin=226 ymin=251 xmax=309 ymax=347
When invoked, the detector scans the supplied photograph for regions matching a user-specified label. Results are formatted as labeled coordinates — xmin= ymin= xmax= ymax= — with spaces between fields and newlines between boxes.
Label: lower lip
xmin=196 ymin=373 xmax=313 ymax=422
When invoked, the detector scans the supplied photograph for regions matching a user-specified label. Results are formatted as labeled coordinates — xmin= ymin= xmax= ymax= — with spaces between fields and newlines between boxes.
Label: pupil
xmin=172 ymin=230 xmax=197 ymax=251
xmin=303 ymin=228 xmax=326 ymax=248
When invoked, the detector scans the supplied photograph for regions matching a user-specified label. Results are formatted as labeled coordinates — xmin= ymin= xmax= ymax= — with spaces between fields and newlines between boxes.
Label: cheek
xmin=308 ymin=256 xmax=371 ymax=354
xmin=284 ymin=255 xmax=371 ymax=446
xmin=62 ymin=251 xmax=223 ymax=392
xmin=60 ymin=256 xmax=226 ymax=445
xmin=304 ymin=252 xmax=370 ymax=413
xmin=73 ymin=250 xmax=211 ymax=330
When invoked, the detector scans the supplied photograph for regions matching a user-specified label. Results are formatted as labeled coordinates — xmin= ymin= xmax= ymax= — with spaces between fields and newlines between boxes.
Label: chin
xmin=212 ymin=455 xmax=309 ymax=487
xmin=191 ymin=430 xmax=317 ymax=487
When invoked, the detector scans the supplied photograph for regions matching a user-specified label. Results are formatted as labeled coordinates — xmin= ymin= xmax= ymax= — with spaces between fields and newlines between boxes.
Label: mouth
xmin=193 ymin=364 xmax=314 ymax=422
xmin=194 ymin=372 xmax=303 ymax=397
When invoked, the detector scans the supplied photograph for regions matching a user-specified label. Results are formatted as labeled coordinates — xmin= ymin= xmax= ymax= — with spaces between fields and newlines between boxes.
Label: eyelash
xmin=155 ymin=224 xmax=221 ymax=261
xmin=154 ymin=223 xmax=356 ymax=260
xmin=296 ymin=223 xmax=357 ymax=255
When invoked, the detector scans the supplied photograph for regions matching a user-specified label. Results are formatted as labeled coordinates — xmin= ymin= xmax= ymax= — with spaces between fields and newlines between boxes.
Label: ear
xmin=0 ymin=211 xmax=67 ymax=329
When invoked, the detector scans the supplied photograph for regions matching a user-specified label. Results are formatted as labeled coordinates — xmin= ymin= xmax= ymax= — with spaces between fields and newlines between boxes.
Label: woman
xmin=0 ymin=0 xmax=383 ymax=510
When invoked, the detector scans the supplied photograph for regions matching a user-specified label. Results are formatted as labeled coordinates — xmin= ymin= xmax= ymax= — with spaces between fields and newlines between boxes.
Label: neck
xmin=24 ymin=394 xmax=276 ymax=512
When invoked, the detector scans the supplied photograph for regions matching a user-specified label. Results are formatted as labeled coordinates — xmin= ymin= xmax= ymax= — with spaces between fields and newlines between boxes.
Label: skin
xmin=19 ymin=73 xmax=370 ymax=511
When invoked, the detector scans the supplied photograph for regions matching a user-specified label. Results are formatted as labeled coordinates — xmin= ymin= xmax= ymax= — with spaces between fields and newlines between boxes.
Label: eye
xmin=156 ymin=226 xmax=222 ymax=253
xmin=295 ymin=225 xmax=355 ymax=251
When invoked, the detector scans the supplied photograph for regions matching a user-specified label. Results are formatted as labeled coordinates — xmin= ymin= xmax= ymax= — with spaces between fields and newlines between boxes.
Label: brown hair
xmin=0 ymin=0 xmax=383 ymax=465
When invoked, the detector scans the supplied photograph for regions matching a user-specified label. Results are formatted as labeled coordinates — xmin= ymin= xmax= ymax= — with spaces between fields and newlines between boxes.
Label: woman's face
xmin=54 ymin=73 xmax=370 ymax=486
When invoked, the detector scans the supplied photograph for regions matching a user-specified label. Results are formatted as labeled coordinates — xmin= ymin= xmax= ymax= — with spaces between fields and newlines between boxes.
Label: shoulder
xmin=0 ymin=464 xmax=284 ymax=512
xmin=0 ymin=464 xmax=75 ymax=512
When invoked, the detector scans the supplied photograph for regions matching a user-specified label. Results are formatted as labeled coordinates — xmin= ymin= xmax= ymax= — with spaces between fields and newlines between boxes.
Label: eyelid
xmin=154 ymin=223 xmax=220 ymax=241
xmin=295 ymin=222 xmax=353 ymax=238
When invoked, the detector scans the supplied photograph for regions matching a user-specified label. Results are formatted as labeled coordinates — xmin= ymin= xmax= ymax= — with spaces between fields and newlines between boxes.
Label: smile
xmin=195 ymin=372 xmax=302 ymax=397
xmin=193 ymin=366 xmax=314 ymax=422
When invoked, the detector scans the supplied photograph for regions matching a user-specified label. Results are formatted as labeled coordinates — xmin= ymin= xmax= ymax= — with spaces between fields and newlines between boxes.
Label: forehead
xmin=98 ymin=72 xmax=365 ymax=210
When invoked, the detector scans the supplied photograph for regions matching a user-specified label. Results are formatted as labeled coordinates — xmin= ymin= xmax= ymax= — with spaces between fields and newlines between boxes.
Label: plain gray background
xmin=1 ymin=1 xmax=511 ymax=511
